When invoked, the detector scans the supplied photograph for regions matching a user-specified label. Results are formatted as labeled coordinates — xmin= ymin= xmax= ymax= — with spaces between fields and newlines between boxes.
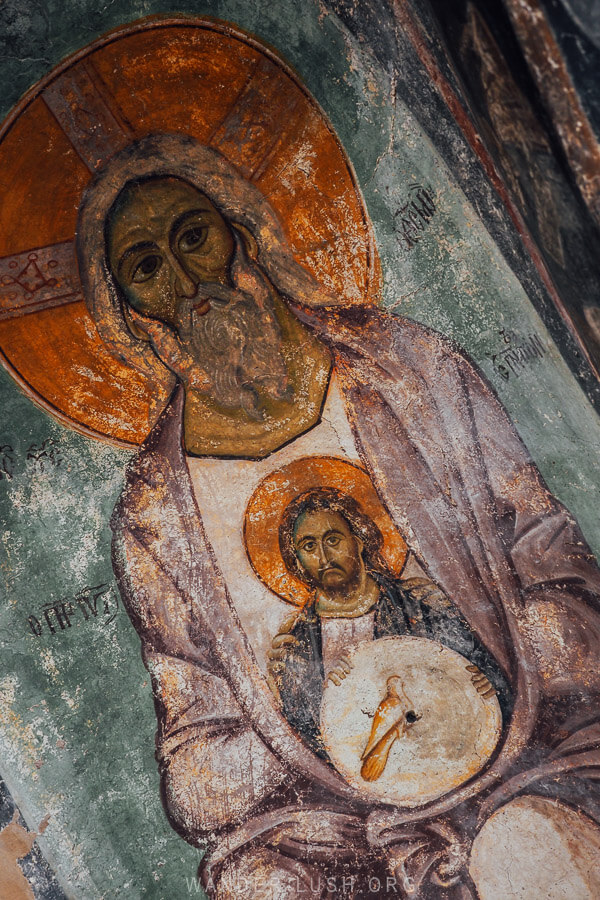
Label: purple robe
xmin=111 ymin=306 xmax=600 ymax=896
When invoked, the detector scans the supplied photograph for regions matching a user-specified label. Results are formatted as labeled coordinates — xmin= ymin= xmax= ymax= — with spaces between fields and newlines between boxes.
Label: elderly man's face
xmin=105 ymin=174 xmax=292 ymax=419
xmin=106 ymin=176 xmax=235 ymax=328
xmin=293 ymin=510 xmax=364 ymax=593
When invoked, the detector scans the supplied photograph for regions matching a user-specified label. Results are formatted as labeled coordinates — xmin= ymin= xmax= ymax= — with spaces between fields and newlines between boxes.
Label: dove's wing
xmin=361 ymin=696 xmax=404 ymax=760
xmin=361 ymin=725 xmax=402 ymax=781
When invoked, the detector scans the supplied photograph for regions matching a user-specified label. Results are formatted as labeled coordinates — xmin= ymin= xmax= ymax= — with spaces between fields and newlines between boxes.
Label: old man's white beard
xmin=172 ymin=244 xmax=291 ymax=420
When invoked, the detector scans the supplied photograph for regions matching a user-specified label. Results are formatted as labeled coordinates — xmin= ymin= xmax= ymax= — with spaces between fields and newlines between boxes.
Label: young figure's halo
xmin=244 ymin=455 xmax=408 ymax=607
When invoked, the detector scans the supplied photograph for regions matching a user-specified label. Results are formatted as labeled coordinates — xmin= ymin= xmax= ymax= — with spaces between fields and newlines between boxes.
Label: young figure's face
xmin=106 ymin=175 xmax=235 ymax=328
xmin=293 ymin=509 xmax=364 ymax=594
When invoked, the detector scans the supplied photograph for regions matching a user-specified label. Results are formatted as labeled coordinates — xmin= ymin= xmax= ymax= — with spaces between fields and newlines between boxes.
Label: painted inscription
xmin=394 ymin=183 xmax=437 ymax=250
xmin=27 ymin=583 xmax=119 ymax=638
xmin=491 ymin=328 xmax=547 ymax=380
xmin=0 ymin=438 xmax=63 ymax=480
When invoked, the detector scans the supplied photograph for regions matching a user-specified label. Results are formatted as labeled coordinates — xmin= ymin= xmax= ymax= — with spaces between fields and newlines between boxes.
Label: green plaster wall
xmin=0 ymin=1 xmax=598 ymax=896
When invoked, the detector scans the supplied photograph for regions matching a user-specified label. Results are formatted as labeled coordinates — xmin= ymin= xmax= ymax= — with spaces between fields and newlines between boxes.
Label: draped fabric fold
xmin=111 ymin=306 xmax=600 ymax=895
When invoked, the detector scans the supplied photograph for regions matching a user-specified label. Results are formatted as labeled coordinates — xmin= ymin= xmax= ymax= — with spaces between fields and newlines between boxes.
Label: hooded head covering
xmin=75 ymin=132 xmax=341 ymax=384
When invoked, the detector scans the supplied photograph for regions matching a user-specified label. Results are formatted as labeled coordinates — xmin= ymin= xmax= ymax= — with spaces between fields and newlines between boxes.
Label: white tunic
xmin=320 ymin=612 xmax=376 ymax=676
xmin=187 ymin=374 xmax=362 ymax=673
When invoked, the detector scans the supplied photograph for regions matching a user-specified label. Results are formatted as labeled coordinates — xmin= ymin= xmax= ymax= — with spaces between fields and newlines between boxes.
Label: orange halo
xmin=244 ymin=456 xmax=408 ymax=607
xmin=0 ymin=16 xmax=381 ymax=446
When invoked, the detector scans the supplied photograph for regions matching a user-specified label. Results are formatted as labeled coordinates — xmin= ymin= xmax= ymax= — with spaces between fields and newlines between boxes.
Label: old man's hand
xmin=326 ymin=654 xmax=354 ymax=686
xmin=466 ymin=664 xmax=496 ymax=698
xmin=125 ymin=306 xmax=213 ymax=394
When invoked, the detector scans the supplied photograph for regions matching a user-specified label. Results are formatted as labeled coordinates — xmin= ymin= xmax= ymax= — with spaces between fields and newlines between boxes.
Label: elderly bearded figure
xmin=77 ymin=134 xmax=600 ymax=899
xmin=105 ymin=175 xmax=292 ymax=423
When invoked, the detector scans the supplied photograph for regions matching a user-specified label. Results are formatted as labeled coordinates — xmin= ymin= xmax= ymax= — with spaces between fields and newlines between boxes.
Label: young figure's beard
xmin=169 ymin=240 xmax=291 ymax=419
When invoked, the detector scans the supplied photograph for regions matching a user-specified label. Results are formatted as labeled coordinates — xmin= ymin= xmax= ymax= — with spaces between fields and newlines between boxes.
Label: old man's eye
xmin=179 ymin=226 xmax=208 ymax=252
xmin=300 ymin=540 xmax=316 ymax=553
xmin=132 ymin=254 xmax=161 ymax=283
xmin=326 ymin=534 xmax=341 ymax=547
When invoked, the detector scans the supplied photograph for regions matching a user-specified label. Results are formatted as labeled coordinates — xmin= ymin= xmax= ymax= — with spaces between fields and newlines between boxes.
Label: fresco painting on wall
xmin=1 ymin=13 xmax=600 ymax=899
xmin=438 ymin=0 xmax=600 ymax=375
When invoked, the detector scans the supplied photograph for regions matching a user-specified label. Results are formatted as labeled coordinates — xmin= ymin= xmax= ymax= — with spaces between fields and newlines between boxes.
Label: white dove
xmin=360 ymin=675 xmax=418 ymax=781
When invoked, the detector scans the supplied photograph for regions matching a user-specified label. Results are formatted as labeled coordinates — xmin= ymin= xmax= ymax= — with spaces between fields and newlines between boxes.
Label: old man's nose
xmin=175 ymin=268 xmax=198 ymax=299
xmin=168 ymin=253 xmax=198 ymax=299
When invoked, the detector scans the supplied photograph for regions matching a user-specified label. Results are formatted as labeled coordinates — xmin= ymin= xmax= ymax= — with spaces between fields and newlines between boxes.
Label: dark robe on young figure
xmin=276 ymin=571 xmax=513 ymax=759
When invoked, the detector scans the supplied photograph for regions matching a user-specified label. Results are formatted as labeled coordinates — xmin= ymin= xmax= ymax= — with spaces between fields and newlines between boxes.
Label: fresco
xmin=1 ymin=8 xmax=600 ymax=899
xmin=431 ymin=0 xmax=600 ymax=376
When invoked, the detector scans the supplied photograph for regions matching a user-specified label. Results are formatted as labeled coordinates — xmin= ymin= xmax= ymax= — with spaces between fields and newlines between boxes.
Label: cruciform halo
xmin=0 ymin=16 xmax=380 ymax=445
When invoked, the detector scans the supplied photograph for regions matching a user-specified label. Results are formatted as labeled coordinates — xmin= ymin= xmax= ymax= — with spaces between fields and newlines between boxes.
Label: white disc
xmin=320 ymin=636 xmax=502 ymax=807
